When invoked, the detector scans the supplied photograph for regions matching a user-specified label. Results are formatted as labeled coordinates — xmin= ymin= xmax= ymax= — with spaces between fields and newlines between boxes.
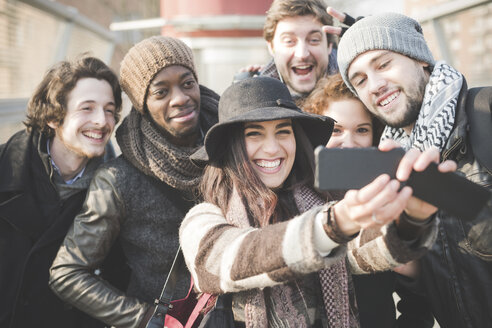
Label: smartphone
xmin=314 ymin=146 xmax=405 ymax=191
xmin=314 ymin=146 xmax=491 ymax=220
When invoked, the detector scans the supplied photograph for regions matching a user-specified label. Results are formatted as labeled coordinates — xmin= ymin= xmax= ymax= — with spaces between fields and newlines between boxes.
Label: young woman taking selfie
xmin=180 ymin=76 xmax=455 ymax=328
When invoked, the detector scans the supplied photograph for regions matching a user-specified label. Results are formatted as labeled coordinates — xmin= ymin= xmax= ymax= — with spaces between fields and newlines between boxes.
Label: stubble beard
xmin=56 ymin=128 xmax=102 ymax=159
xmin=385 ymin=72 xmax=428 ymax=129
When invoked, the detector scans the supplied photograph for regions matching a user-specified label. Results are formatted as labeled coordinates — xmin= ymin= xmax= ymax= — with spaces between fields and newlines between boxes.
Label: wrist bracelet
xmin=322 ymin=203 xmax=358 ymax=244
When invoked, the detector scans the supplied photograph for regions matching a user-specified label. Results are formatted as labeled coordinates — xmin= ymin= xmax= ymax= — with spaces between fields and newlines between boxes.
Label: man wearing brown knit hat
xmin=49 ymin=36 xmax=219 ymax=328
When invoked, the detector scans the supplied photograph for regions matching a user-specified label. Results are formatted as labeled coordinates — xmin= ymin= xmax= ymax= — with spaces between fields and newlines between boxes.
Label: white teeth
xmin=255 ymin=159 xmax=281 ymax=168
xmin=380 ymin=91 xmax=399 ymax=106
xmin=83 ymin=131 xmax=103 ymax=139
xmin=295 ymin=65 xmax=311 ymax=69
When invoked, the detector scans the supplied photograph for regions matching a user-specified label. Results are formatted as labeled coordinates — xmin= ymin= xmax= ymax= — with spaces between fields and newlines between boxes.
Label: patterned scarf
xmin=381 ymin=61 xmax=463 ymax=151
xmin=116 ymin=85 xmax=218 ymax=193
xmin=295 ymin=186 xmax=357 ymax=328
xmin=226 ymin=185 xmax=355 ymax=328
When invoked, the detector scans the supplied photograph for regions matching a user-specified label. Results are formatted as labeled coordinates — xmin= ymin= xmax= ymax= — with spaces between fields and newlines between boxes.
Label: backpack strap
xmin=465 ymin=87 xmax=492 ymax=172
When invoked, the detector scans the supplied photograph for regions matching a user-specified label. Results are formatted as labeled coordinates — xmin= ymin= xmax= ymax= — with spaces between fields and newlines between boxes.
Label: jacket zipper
xmin=442 ymin=137 xmax=463 ymax=161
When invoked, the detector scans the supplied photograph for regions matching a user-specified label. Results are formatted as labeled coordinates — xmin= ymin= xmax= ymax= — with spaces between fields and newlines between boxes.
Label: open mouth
xmin=254 ymin=159 xmax=282 ymax=172
xmin=292 ymin=64 xmax=313 ymax=76
xmin=378 ymin=91 xmax=400 ymax=107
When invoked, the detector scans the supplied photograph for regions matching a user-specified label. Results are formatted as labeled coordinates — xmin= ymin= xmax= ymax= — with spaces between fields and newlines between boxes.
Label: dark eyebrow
xmin=150 ymin=71 xmax=193 ymax=87
xmin=348 ymin=51 xmax=392 ymax=83
xmin=276 ymin=122 xmax=292 ymax=129
xmin=244 ymin=121 xmax=292 ymax=130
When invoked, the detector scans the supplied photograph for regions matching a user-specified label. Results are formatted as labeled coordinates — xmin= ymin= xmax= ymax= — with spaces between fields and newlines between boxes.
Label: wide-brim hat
xmin=191 ymin=76 xmax=334 ymax=163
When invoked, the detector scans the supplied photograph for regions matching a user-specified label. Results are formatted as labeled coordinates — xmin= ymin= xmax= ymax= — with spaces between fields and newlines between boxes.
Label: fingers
xmin=438 ymin=159 xmax=457 ymax=173
xmin=369 ymin=186 xmax=412 ymax=227
xmin=378 ymin=138 xmax=401 ymax=151
xmin=337 ymin=175 xmax=412 ymax=230
xmin=412 ymin=147 xmax=440 ymax=171
xmin=238 ymin=64 xmax=263 ymax=73
xmin=326 ymin=7 xmax=346 ymax=23
xmin=356 ymin=183 xmax=411 ymax=228
xmin=343 ymin=174 xmax=388 ymax=207
xmin=396 ymin=147 xmax=440 ymax=181
xmin=322 ymin=25 xmax=342 ymax=36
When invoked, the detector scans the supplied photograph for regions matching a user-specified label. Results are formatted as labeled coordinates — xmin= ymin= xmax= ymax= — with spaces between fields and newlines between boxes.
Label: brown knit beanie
xmin=119 ymin=36 xmax=197 ymax=113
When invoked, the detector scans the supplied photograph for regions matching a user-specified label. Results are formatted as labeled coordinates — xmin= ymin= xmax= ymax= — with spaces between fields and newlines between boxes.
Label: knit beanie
xmin=337 ymin=12 xmax=435 ymax=94
xmin=119 ymin=36 xmax=197 ymax=113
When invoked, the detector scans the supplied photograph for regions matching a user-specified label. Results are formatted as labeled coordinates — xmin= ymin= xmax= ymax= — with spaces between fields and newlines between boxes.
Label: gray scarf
xmin=381 ymin=61 xmax=463 ymax=151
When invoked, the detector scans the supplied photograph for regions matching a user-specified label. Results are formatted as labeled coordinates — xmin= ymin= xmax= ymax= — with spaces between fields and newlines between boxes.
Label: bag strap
xmin=142 ymin=175 xmax=196 ymax=327
xmin=215 ymin=293 xmax=232 ymax=310
xmin=184 ymin=293 xmax=213 ymax=328
xmin=146 ymin=247 xmax=184 ymax=328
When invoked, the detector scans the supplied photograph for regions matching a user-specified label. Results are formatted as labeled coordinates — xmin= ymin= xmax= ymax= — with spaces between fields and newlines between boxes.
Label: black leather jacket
xmin=419 ymin=83 xmax=492 ymax=328
xmin=0 ymin=130 xmax=110 ymax=328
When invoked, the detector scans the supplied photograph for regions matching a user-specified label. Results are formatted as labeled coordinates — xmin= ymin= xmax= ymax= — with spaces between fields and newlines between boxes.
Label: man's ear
xmin=47 ymin=121 xmax=58 ymax=130
xmin=418 ymin=61 xmax=432 ymax=76
xmin=327 ymin=42 xmax=333 ymax=55
xmin=267 ymin=41 xmax=274 ymax=57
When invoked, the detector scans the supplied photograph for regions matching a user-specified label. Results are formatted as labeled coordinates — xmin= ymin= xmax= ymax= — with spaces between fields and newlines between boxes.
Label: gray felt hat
xmin=337 ymin=12 xmax=435 ymax=94
xmin=191 ymin=76 xmax=334 ymax=163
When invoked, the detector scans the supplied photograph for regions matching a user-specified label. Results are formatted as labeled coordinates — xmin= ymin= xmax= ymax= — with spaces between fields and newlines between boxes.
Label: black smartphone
xmin=314 ymin=146 xmax=405 ymax=191
xmin=406 ymin=163 xmax=490 ymax=220
xmin=314 ymin=146 xmax=491 ymax=220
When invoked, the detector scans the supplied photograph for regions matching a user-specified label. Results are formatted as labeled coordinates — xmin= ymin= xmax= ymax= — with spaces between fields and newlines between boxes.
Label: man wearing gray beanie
xmin=337 ymin=12 xmax=492 ymax=328
xmin=49 ymin=36 xmax=219 ymax=327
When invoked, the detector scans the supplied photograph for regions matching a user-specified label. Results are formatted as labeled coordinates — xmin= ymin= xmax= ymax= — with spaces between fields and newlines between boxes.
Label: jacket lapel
xmin=0 ymin=191 xmax=44 ymax=237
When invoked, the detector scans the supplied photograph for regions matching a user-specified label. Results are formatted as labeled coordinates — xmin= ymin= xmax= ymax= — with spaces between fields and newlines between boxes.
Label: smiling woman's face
xmin=324 ymin=98 xmax=373 ymax=149
xmin=244 ymin=119 xmax=296 ymax=189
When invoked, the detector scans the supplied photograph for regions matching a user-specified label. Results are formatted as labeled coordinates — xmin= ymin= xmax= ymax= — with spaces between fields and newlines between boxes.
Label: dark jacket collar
xmin=443 ymin=78 xmax=469 ymax=161
xmin=0 ymin=130 xmax=37 ymax=193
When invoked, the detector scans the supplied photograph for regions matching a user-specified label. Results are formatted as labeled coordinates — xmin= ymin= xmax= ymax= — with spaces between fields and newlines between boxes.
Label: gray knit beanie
xmin=119 ymin=36 xmax=197 ymax=113
xmin=337 ymin=12 xmax=435 ymax=94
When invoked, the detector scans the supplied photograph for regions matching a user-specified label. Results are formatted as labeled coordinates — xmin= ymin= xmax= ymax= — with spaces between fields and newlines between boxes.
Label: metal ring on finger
xmin=371 ymin=212 xmax=384 ymax=224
